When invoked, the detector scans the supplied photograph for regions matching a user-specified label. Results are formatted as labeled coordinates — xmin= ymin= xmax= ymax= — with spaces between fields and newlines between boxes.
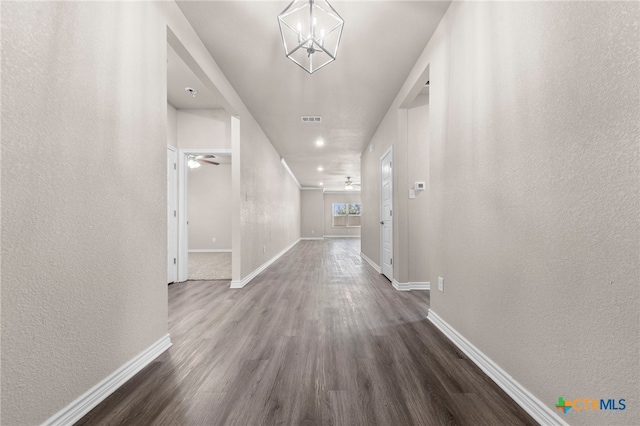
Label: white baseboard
xmin=427 ymin=310 xmax=567 ymax=426
xmin=188 ymin=249 xmax=232 ymax=253
xmin=360 ymin=252 xmax=381 ymax=273
xmin=43 ymin=334 xmax=172 ymax=426
xmin=323 ymin=235 xmax=361 ymax=238
xmin=230 ymin=239 xmax=301 ymax=289
xmin=300 ymin=237 xmax=324 ymax=240
xmin=392 ymin=279 xmax=430 ymax=291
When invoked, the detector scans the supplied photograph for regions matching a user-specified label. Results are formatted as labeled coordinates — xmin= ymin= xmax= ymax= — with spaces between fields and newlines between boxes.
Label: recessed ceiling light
xmin=319 ymin=182 xmax=323 ymax=186
xmin=317 ymin=166 xmax=323 ymax=171
xmin=316 ymin=139 xmax=324 ymax=147
xmin=185 ymin=87 xmax=197 ymax=97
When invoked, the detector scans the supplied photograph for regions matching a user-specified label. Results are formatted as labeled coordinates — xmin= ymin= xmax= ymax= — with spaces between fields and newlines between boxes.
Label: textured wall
xmin=362 ymin=1 xmax=639 ymax=424
xmin=407 ymin=99 xmax=429 ymax=283
xmin=1 ymin=2 xmax=168 ymax=424
xmin=300 ymin=189 xmax=324 ymax=238
xmin=239 ymin=118 xmax=301 ymax=278
xmin=177 ymin=109 xmax=230 ymax=149
xmin=188 ymin=164 xmax=232 ymax=250
xmin=167 ymin=102 xmax=178 ymax=148
xmin=323 ymin=192 xmax=362 ymax=237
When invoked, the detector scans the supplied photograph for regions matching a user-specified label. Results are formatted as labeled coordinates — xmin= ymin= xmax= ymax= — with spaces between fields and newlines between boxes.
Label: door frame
xmin=167 ymin=145 xmax=178 ymax=284
xmin=177 ymin=148 xmax=232 ymax=282
xmin=380 ymin=146 xmax=393 ymax=281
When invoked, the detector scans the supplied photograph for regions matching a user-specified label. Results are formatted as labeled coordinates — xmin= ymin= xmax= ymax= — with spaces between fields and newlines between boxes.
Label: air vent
xmin=301 ymin=116 xmax=322 ymax=123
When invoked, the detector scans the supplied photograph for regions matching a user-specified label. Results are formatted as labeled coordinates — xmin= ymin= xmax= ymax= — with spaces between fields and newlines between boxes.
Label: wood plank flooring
xmin=77 ymin=239 xmax=536 ymax=426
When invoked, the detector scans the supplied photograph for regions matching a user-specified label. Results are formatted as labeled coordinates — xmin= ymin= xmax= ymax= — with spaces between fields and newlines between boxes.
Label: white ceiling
xmin=176 ymin=1 xmax=450 ymax=191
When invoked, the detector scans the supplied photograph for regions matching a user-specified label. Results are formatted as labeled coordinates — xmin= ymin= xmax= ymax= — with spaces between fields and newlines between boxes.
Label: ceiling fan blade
xmin=198 ymin=159 xmax=220 ymax=166
xmin=196 ymin=155 xmax=217 ymax=159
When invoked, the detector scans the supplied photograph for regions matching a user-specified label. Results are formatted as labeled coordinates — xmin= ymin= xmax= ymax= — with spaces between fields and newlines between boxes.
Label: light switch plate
xmin=409 ymin=189 xmax=416 ymax=199
xmin=438 ymin=277 xmax=444 ymax=292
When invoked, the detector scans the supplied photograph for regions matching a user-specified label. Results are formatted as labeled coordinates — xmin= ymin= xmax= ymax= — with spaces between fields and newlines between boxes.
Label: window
xmin=332 ymin=203 xmax=361 ymax=227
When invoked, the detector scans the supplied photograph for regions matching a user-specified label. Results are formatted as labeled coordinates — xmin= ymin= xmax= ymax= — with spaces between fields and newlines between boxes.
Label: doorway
xmin=380 ymin=147 xmax=393 ymax=281
xmin=179 ymin=149 xmax=232 ymax=281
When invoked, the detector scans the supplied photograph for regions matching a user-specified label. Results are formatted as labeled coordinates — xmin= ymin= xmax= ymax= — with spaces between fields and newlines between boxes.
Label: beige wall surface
xmin=177 ymin=108 xmax=230 ymax=149
xmin=188 ymin=164 xmax=232 ymax=250
xmin=1 ymin=2 xmax=168 ymax=424
xmin=1 ymin=1 xmax=302 ymax=424
xmin=406 ymin=98 xmax=429 ymax=283
xmin=362 ymin=1 xmax=639 ymax=424
xmin=323 ymin=192 xmax=362 ymax=237
xmin=167 ymin=102 xmax=178 ymax=148
xmin=239 ymin=117 xmax=301 ymax=278
xmin=301 ymin=189 xmax=324 ymax=238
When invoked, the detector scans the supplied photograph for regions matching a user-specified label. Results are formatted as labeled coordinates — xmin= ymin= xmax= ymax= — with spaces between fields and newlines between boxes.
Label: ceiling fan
xmin=345 ymin=176 xmax=360 ymax=190
xmin=187 ymin=155 xmax=219 ymax=169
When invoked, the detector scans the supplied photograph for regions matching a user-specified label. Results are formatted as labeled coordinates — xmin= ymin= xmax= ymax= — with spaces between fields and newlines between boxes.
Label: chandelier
xmin=277 ymin=0 xmax=344 ymax=74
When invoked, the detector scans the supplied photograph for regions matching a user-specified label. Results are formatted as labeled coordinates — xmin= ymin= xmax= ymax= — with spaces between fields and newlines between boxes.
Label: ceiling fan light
xmin=187 ymin=158 xmax=201 ymax=169
xmin=278 ymin=0 xmax=344 ymax=74
xmin=345 ymin=184 xmax=354 ymax=190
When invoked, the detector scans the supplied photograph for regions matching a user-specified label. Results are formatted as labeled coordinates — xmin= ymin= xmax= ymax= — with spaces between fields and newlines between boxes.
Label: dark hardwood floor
xmin=77 ymin=239 xmax=536 ymax=426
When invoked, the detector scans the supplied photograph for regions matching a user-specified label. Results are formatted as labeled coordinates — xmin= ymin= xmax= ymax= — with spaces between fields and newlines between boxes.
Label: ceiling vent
xmin=301 ymin=116 xmax=322 ymax=123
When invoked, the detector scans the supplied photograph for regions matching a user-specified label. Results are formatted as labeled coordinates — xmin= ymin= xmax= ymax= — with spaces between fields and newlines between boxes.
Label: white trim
xmin=167 ymin=146 xmax=179 ymax=284
xmin=427 ymin=310 xmax=568 ymax=426
xmin=230 ymin=239 xmax=301 ymax=289
xmin=323 ymin=190 xmax=361 ymax=194
xmin=392 ymin=280 xmax=430 ymax=291
xmin=323 ymin=235 xmax=361 ymax=238
xmin=188 ymin=249 xmax=232 ymax=253
xmin=280 ymin=158 xmax=302 ymax=189
xmin=43 ymin=334 xmax=172 ymax=426
xmin=409 ymin=282 xmax=430 ymax=290
xmin=360 ymin=252 xmax=381 ymax=273
xmin=300 ymin=237 xmax=324 ymax=240
xmin=300 ymin=187 xmax=324 ymax=191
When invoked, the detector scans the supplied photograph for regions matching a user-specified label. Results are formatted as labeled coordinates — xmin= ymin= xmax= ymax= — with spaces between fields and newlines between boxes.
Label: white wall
xmin=2 ymin=3 xmax=168 ymax=424
xmin=323 ymin=192 xmax=362 ymax=237
xmin=239 ymin=117 xmax=301 ymax=278
xmin=188 ymin=164 xmax=232 ymax=250
xmin=1 ymin=1 xmax=302 ymax=424
xmin=177 ymin=108 xmax=230 ymax=149
xmin=300 ymin=189 xmax=324 ymax=238
xmin=406 ymin=97 xmax=429 ymax=283
xmin=361 ymin=2 xmax=639 ymax=425
xmin=167 ymin=102 xmax=178 ymax=148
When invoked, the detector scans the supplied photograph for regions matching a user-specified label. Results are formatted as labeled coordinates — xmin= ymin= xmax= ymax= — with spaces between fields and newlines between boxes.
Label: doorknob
xmin=380 ymin=221 xmax=384 ymax=225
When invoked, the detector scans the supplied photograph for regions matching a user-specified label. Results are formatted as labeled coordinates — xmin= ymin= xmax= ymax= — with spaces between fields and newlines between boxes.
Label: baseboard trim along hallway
xmin=392 ymin=279 xmax=430 ymax=291
xmin=43 ymin=334 xmax=172 ymax=426
xmin=427 ymin=310 xmax=568 ymax=426
xmin=360 ymin=252 xmax=381 ymax=273
xmin=230 ymin=238 xmax=301 ymax=288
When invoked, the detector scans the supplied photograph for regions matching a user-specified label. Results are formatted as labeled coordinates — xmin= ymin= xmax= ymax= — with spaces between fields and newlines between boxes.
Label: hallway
xmin=78 ymin=239 xmax=534 ymax=425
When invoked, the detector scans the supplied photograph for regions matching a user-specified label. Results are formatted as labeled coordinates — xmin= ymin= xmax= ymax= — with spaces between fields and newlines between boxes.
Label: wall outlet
xmin=438 ymin=276 xmax=444 ymax=292
xmin=311 ymin=230 xmax=314 ymax=234
xmin=409 ymin=189 xmax=416 ymax=199
xmin=263 ymin=246 xmax=266 ymax=253
xmin=212 ymin=237 xmax=216 ymax=243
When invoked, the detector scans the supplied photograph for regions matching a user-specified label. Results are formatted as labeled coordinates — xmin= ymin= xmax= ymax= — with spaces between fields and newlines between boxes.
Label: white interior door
xmin=380 ymin=148 xmax=393 ymax=281
xmin=167 ymin=147 xmax=178 ymax=284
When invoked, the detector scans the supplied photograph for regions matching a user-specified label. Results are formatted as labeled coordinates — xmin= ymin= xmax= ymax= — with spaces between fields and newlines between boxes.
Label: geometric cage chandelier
xmin=277 ymin=0 xmax=344 ymax=74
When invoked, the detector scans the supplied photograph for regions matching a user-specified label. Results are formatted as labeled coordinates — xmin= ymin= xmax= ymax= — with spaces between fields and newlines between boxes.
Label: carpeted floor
xmin=188 ymin=252 xmax=231 ymax=280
